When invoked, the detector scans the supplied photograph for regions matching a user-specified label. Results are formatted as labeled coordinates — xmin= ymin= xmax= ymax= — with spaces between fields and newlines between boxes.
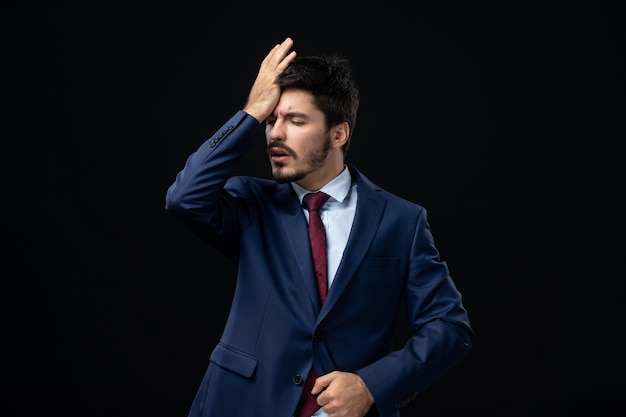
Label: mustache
xmin=266 ymin=141 xmax=296 ymax=157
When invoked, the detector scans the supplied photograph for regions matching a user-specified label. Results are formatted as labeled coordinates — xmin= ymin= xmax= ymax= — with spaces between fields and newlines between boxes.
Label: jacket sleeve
xmin=356 ymin=207 xmax=474 ymax=416
xmin=164 ymin=110 xmax=263 ymax=252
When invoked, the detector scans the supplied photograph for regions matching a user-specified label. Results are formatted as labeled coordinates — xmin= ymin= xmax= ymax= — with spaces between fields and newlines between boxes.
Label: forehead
xmin=274 ymin=89 xmax=319 ymax=115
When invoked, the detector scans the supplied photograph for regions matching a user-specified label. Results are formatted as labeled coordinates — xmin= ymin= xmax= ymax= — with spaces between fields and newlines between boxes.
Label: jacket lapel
xmin=319 ymin=167 xmax=387 ymax=318
xmin=275 ymin=184 xmax=323 ymax=311
xmin=275 ymin=168 xmax=388 ymax=318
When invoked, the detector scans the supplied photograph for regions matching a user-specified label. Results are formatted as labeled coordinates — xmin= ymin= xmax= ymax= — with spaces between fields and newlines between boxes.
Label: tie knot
xmin=302 ymin=192 xmax=330 ymax=212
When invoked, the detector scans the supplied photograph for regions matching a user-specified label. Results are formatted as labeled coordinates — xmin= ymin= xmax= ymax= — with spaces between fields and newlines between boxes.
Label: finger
xmin=311 ymin=377 xmax=330 ymax=395
xmin=267 ymin=37 xmax=294 ymax=67
xmin=277 ymin=37 xmax=294 ymax=54
xmin=277 ymin=50 xmax=297 ymax=71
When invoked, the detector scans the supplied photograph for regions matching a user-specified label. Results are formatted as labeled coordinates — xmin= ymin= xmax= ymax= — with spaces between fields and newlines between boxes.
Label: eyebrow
xmin=267 ymin=110 xmax=311 ymax=123
xmin=281 ymin=111 xmax=308 ymax=119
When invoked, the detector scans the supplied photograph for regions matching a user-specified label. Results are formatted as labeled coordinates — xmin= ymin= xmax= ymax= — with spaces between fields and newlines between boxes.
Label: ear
xmin=331 ymin=122 xmax=350 ymax=149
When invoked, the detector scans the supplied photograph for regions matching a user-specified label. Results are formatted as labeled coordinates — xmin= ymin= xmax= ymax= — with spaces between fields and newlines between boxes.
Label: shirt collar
xmin=291 ymin=166 xmax=352 ymax=205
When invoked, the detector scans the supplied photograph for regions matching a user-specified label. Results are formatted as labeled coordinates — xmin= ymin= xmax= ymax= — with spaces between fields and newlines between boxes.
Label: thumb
xmin=311 ymin=371 xmax=334 ymax=395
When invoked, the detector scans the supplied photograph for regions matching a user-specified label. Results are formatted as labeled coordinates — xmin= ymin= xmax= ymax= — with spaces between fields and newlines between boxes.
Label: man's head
xmin=275 ymin=54 xmax=359 ymax=154
xmin=266 ymin=54 xmax=360 ymax=190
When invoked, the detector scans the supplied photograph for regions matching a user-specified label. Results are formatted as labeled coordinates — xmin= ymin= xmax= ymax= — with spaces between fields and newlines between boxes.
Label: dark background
xmin=3 ymin=1 xmax=625 ymax=416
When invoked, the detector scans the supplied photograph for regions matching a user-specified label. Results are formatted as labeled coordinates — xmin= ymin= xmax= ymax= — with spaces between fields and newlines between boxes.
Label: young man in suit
xmin=165 ymin=37 xmax=473 ymax=417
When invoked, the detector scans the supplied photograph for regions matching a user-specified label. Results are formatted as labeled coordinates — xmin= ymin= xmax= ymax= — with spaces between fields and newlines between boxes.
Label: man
xmin=165 ymin=37 xmax=473 ymax=417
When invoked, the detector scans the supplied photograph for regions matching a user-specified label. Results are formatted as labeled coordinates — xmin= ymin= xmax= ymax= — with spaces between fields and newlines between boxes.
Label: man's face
xmin=265 ymin=89 xmax=331 ymax=184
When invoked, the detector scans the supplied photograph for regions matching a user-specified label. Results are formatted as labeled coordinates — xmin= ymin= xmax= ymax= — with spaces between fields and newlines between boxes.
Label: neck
xmin=296 ymin=161 xmax=345 ymax=192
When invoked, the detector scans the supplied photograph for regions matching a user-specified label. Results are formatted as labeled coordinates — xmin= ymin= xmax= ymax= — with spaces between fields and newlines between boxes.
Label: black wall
xmin=4 ymin=2 xmax=625 ymax=416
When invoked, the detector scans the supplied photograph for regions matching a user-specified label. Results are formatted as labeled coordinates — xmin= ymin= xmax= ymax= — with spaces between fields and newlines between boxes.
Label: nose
xmin=267 ymin=118 xmax=285 ymax=141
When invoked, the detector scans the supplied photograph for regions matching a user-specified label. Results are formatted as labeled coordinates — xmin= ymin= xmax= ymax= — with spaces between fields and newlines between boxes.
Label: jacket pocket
xmin=361 ymin=256 xmax=400 ymax=269
xmin=210 ymin=343 xmax=258 ymax=378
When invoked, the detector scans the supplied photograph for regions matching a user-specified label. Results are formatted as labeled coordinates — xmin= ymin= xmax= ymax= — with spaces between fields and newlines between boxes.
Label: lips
xmin=269 ymin=146 xmax=293 ymax=163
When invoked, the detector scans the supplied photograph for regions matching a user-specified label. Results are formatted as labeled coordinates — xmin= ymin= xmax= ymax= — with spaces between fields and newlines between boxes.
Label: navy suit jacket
xmin=165 ymin=110 xmax=473 ymax=417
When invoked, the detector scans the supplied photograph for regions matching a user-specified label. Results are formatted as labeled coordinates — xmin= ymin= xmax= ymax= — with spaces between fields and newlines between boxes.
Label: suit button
xmin=293 ymin=374 xmax=303 ymax=385
xmin=313 ymin=332 xmax=323 ymax=342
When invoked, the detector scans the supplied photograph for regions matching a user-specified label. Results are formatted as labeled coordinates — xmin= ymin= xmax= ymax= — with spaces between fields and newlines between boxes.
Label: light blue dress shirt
xmin=291 ymin=166 xmax=358 ymax=417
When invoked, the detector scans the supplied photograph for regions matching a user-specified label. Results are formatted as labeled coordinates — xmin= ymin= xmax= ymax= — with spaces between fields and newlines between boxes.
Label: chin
xmin=272 ymin=166 xmax=304 ymax=184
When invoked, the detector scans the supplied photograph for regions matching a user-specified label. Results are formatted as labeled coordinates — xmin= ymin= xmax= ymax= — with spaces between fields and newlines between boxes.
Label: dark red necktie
xmin=295 ymin=191 xmax=330 ymax=417
xmin=303 ymin=192 xmax=331 ymax=303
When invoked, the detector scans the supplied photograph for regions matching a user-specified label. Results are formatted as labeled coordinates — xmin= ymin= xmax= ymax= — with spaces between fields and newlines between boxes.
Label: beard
xmin=269 ymin=134 xmax=332 ymax=183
